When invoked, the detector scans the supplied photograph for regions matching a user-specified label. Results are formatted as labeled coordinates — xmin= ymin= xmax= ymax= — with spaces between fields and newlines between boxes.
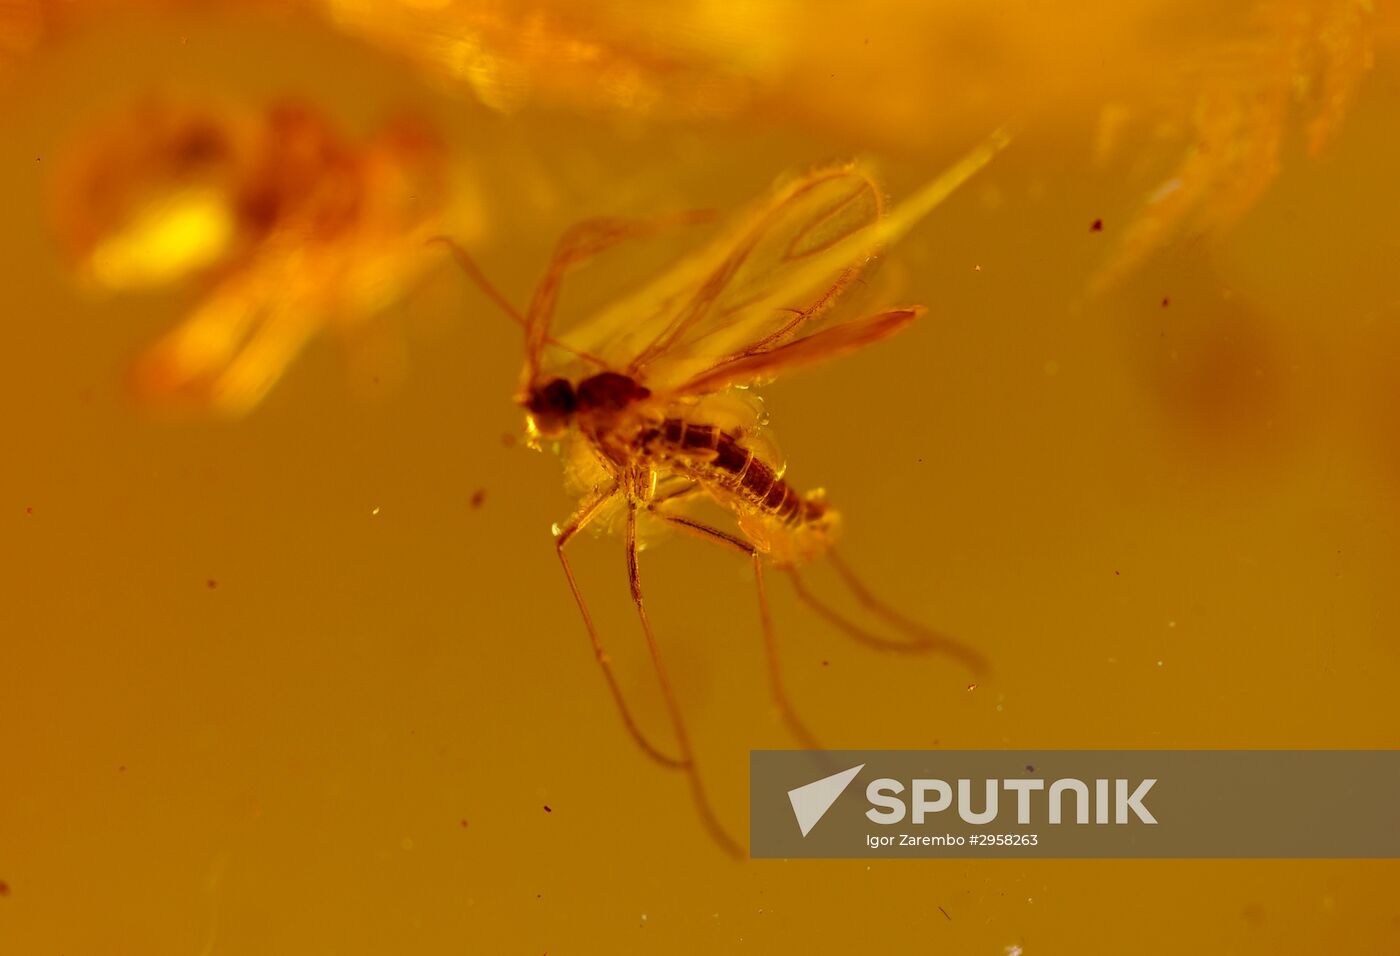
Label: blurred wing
xmin=668 ymin=306 xmax=922 ymax=397
xmin=563 ymin=129 xmax=1008 ymax=391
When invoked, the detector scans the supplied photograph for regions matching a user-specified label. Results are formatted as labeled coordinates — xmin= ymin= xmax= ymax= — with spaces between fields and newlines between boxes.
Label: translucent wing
xmin=561 ymin=129 xmax=1009 ymax=392
xmin=668 ymin=306 xmax=922 ymax=398
xmin=623 ymin=164 xmax=882 ymax=373
xmin=554 ymin=164 xmax=877 ymax=382
xmin=521 ymin=211 xmax=715 ymax=389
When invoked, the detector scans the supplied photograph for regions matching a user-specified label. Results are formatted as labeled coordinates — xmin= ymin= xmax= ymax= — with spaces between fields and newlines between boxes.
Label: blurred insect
xmin=1091 ymin=0 xmax=1374 ymax=293
xmin=52 ymin=97 xmax=468 ymax=415
xmin=441 ymin=130 xmax=1008 ymax=855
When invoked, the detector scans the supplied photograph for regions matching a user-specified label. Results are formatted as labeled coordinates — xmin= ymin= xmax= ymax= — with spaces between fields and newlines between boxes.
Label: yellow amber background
xmin=1 ymin=3 xmax=1398 ymax=953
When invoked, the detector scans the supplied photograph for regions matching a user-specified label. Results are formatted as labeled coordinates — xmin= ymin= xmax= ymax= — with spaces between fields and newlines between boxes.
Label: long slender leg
xmin=788 ymin=561 xmax=989 ymax=675
xmin=625 ymin=503 xmax=742 ymax=858
xmin=650 ymin=479 xmax=702 ymax=507
xmin=652 ymin=512 xmax=823 ymax=752
xmin=556 ymin=484 xmax=683 ymax=768
xmin=827 ymin=549 xmax=990 ymax=675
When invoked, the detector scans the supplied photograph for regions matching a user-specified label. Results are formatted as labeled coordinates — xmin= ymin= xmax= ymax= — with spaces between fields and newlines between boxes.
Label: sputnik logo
xmin=787 ymin=764 xmax=865 ymax=837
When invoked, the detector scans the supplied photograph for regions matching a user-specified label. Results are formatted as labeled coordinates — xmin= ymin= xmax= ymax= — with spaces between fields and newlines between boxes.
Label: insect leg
xmin=649 ymin=478 xmax=703 ymax=506
xmin=787 ymin=560 xmax=989 ymax=675
xmin=204 ymin=305 xmax=317 ymax=417
xmin=651 ymin=511 xmax=823 ymax=752
xmin=625 ymin=502 xmax=743 ymax=858
xmin=827 ymin=549 xmax=989 ymax=675
xmin=133 ymin=272 xmax=308 ymax=416
xmin=556 ymin=483 xmax=684 ymax=768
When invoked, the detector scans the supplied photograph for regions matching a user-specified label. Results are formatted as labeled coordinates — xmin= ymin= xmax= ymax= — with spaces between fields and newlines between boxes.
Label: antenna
xmin=428 ymin=235 xmax=605 ymax=369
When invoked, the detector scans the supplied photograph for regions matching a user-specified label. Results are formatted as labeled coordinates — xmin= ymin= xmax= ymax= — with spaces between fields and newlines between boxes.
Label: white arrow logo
xmin=787 ymin=764 xmax=865 ymax=837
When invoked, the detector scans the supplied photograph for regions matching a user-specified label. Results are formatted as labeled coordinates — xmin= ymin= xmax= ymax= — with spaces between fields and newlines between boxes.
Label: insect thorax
xmin=562 ymin=375 xmax=839 ymax=564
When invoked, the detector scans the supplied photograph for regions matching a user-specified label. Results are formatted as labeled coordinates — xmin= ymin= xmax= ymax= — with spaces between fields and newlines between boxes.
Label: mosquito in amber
xmin=440 ymin=130 xmax=1009 ymax=856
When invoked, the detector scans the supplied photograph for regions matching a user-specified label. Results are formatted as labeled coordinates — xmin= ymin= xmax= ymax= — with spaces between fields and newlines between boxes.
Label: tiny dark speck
xmin=1025 ymin=765 xmax=1035 ymax=773
xmin=459 ymin=819 xmax=469 ymax=828
xmin=118 ymin=765 xmax=126 ymax=772
xmin=1161 ymin=296 xmax=1171 ymax=307
xmin=470 ymin=488 xmax=486 ymax=509
xmin=1115 ymin=570 xmax=1121 ymax=576
xmin=543 ymin=805 xmax=552 ymax=813
xmin=0 ymin=879 xmax=10 ymax=897
xmin=821 ymin=660 xmax=830 ymax=667
xmin=24 ymin=506 xmax=33 ymax=515
xmin=1090 ymin=218 xmax=1103 ymax=232
xmin=206 ymin=579 xmax=218 ymax=589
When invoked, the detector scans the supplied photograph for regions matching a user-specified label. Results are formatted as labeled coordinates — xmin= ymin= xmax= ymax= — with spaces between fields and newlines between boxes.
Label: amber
xmin=1 ymin=2 xmax=1397 ymax=953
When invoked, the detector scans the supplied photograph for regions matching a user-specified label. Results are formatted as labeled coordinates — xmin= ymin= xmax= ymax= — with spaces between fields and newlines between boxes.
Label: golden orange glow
xmin=86 ymin=185 xmax=236 ymax=288
xmin=2 ymin=3 xmax=1398 ymax=954
xmin=317 ymin=0 xmax=784 ymax=118
xmin=1094 ymin=0 xmax=1378 ymax=291
xmin=470 ymin=137 xmax=1005 ymax=854
xmin=52 ymin=97 xmax=473 ymax=415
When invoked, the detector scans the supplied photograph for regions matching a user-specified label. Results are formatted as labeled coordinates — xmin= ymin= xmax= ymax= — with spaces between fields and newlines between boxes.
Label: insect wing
xmin=671 ymin=306 xmax=923 ymax=397
xmin=658 ymin=129 xmax=1012 ymax=392
xmin=565 ymin=129 xmax=1010 ymax=392
xmin=625 ymin=164 xmax=885 ymax=380
xmin=555 ymin=164 xmax=874 ymax=380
